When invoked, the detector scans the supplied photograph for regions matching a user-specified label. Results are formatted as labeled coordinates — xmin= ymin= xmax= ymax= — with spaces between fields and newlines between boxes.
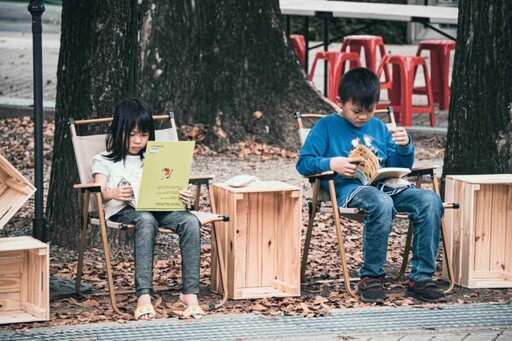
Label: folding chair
xmin=294 ymin=107 xmax=457 ymax=297
xmin=69 ymin=112 xmax=229 ymax=314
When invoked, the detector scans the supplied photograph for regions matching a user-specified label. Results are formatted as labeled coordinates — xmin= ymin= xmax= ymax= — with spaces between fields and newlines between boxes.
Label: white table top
xmin=280 ymin=0 xmax=458 ymax=25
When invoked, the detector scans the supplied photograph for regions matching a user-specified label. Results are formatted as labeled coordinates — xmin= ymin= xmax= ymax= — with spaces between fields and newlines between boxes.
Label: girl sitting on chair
xmin=90 ymin=97 xmax=205 ymax=320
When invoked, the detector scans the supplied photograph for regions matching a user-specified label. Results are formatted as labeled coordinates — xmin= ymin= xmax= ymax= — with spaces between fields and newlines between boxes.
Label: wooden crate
xmin=0 ymin=236 xmax=49 ymax=324
xmin=443 ymin=174 xmax=512 ymax=288
xmin=210 ymin=181 xmax=301 ymax=299
xmin=0 ymin=153 xmax=36 ymax=229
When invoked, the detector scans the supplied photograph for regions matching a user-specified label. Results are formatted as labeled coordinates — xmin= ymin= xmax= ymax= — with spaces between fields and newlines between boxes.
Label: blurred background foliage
xmin=285 ymin=0 xmax=408 ymax=44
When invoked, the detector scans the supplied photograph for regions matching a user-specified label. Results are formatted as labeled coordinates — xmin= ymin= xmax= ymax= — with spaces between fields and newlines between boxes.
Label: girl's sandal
xmin=173 ymin=305 xmax=206 ymax=319
xmin=134 ymin=303 xmax=156 ymax=320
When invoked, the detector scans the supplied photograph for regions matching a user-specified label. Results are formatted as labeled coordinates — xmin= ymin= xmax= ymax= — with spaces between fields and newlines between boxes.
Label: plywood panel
xmin=473 ymin=185 xmax=492 ymax=272
xmin=0 ymin=236 xmax=49 ymax=324
xmin=443 ymin=175 xmax=512 ymax=288
xmin=210 ymin=182 xmax=301 ymax=299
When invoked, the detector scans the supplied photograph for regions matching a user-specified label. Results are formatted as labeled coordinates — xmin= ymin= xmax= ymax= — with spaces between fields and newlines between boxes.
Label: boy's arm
xmin=296 ymin=121 xmax=332 ymax=175
xmin=296 ymin=120 xmax=359 ymax=178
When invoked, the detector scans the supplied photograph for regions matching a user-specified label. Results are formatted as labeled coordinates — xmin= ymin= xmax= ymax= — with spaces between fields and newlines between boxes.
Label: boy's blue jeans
xmin=346 ymin=186 xmax=443 ymax=282
xmin=110 ymin=207 xmax=201 ymax=297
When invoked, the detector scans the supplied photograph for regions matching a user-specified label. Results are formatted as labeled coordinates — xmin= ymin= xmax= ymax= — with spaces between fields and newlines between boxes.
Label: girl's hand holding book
xmin=179 ymin=185 xmax=194 ymax=209
xmin=111 ymin=183 xmax=134 ymax=202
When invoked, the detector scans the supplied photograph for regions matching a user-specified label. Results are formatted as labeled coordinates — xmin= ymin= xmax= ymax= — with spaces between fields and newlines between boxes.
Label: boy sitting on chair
xmin=296 ymin=67 xmax=446 ymax=303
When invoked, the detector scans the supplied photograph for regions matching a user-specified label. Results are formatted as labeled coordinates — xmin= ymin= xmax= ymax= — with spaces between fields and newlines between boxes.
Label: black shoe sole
xmin=360 ymin=296 xmax=386 ymax=304
xmin=405 ymin=290 xmax=447 ymax=303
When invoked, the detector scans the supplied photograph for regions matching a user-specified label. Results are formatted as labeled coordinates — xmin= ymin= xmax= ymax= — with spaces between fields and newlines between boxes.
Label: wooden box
xmin=0 ymin=236 xmax=49 ymax=324
xmin=210 ymin=181 xmax=301 ymax=299
xmin=0 ymin=153 xmax=36 ymax=229
xmin=443 ymin=174 xmax=512 ymax=288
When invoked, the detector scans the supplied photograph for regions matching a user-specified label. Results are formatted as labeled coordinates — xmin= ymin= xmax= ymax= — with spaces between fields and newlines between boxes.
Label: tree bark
xmin=138 ymin=0 xmax=333 ymax=150
xmin=443 ymin=0 xmax=512 ymax=178
xmin=47 ymin=0 xmax=139 ymax=249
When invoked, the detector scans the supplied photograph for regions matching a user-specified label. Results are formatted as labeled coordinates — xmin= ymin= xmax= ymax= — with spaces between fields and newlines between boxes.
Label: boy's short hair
xmin=338 ymin=67 xmax=380 ymax=110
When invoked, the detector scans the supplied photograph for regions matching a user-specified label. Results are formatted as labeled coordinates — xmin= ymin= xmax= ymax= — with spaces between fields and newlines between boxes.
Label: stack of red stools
xmin=289 ymin=34 xmax=306 ymax=69
xmin=340 ymin=35 xmax=392 ymax=96
xmin=308 ymin=51 xmax=361 ymax=101
xmin=415 ymin=39 xmax=456 ymax=110
xmin=377 ymin=55 xmax=436 ymax=127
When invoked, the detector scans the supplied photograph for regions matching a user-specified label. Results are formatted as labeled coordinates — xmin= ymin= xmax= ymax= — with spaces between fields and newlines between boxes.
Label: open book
xmin=134 ymin=141 xmax=195 ymax=211
xmin=349 ymin=145 xmax=410 ymax=186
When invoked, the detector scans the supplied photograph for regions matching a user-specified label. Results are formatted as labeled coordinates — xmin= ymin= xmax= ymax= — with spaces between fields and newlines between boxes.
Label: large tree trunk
xmin=139 ymin=0 xmax=333 ymax=150
xmin=47 ymin=0 xmax=139 ymax=249
xmin=443 ymin=0 xmax=512 ymax=178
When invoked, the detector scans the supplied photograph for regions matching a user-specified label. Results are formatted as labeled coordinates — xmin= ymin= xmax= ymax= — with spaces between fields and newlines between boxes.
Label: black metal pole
xmin=28 ymin=0 xmax=49 ymax=242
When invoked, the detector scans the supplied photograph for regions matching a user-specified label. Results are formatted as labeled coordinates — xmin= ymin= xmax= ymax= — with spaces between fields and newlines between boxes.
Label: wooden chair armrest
xmin=409 ymin=165 xmax=439 ymax=177
xmin=303 ymin=171 xmax=335 ymax=179
xmin=73 ymin=183 xmax=102 ymax=192
xmin=443 ymin=202 xmax=459 ymax=209
xmin=189 ymin=174 xmax=214 ymax=185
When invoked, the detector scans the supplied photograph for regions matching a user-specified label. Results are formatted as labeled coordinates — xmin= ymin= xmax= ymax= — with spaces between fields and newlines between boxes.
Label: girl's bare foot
xmin=179 ymin=292 xmax=199 ymax=307
xmin=134 ymin=294 xmax=155 ymax=320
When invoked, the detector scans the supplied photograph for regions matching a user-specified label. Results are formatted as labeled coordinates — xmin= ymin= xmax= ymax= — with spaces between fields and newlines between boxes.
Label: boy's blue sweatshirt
xmin=296 ymin=113 xmax=414 ymax=207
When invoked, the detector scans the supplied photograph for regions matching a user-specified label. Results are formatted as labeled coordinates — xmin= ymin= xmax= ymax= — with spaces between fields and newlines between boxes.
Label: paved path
xmin=0 ymin=303 xmax=511 ymax=340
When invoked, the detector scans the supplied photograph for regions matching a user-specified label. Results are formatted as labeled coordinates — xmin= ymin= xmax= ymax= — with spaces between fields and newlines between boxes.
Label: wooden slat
xmin=490 ymin=184 xmax=507 ymax=272
xmin=0 ymin=292 xmax=21 ymax=312
xmin=261 ymin=192 xmax=277 ymax=287
xmin=233 ymin=192 xmax=247 ymax=295
xmin=245 ymin=192 xmax=261 ymax=288
xmin=505 ymin=186 xmax=512 ymax=273
xmin=473 ymin=185 xmax=492 ymax=272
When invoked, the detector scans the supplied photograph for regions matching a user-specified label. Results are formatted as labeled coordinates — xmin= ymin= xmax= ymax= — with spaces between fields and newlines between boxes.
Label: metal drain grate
xmin=0 ymin=303 xmax=511 ymax=341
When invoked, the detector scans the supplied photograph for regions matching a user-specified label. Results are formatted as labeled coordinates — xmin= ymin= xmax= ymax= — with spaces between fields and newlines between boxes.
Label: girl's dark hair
xmin=338 ymin=67 xmax=380 ymax=111
xmin=105 ymin=98 xmax=155 ymax=162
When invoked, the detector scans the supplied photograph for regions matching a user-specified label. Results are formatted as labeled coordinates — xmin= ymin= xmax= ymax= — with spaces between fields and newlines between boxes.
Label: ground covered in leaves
xmin=1 ymin=117 xmax=511 ymax=331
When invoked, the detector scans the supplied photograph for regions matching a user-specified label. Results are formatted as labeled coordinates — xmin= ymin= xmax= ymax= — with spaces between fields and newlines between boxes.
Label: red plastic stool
xmin=308 ymin=51 xmax=361 ymax=101
xmin=415 ymin=39 xmax=456 ymax=110
xmin=341 ymin=35 xmax=392 ymax=96
xmin=290 ymin=34 xmax=306 ymax=69
xmin=376 ymin=55 xmax=436 ymax=127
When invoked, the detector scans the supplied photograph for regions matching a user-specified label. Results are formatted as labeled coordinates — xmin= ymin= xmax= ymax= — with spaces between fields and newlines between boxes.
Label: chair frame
xmin=69 ymin=113 xmax=229 ymax=314
xmin=294 ymin=107 xmax=457 ymax=297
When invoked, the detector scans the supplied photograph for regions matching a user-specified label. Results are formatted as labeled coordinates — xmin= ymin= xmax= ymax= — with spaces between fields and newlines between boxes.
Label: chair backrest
xmin=69 ymin=112 xmax=179 ymax=212
xmin=294 ymin=107 xmax=394 ymax=146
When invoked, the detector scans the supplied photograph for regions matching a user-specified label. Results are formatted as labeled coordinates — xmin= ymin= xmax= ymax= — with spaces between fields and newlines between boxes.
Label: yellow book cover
xmin=135 ymin=141 xmax=195 ymax=211
xmin=349 ymin=145 xmax=410 ymax=185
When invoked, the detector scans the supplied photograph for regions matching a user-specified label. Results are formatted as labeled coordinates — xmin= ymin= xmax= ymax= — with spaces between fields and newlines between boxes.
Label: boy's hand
xmin=179 ymin=187 xmax=194 ymax=208
xmin=111 ymin=184 xmax=134 ymax=202
xmin=330 ymin=157 xmax=361 ymax=178
xmin=389 ymin=126 xmax=410 ymax=146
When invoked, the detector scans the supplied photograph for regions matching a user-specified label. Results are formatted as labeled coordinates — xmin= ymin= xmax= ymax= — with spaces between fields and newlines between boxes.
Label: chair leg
xmin=300 ymin=179 xmax=321 ymax=283
xmin=96 ymin=193 xmax=120 ymax=314
xmin=433 ymin=176 xmax=455 ymax=293
xmin=206 ymin=188 xmax=229 ymax=310
xmin=328 ymin=180 xmax=357 ymax=298
xmin=75 ymin=191 xmax=90 ymax=295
